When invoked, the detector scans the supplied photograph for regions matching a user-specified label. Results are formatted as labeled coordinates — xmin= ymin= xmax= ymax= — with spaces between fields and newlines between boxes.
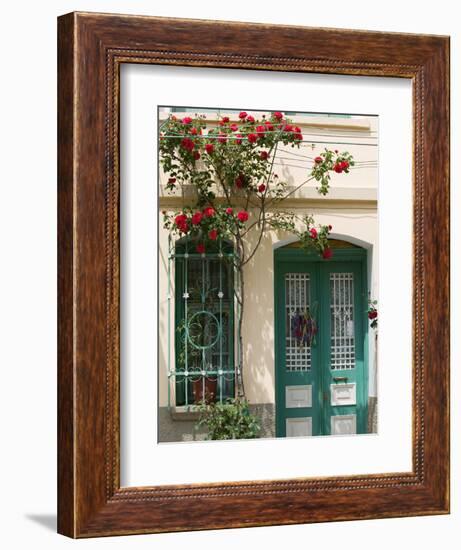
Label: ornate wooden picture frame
xmin=57 ymin=12 xmax=450 ymax=537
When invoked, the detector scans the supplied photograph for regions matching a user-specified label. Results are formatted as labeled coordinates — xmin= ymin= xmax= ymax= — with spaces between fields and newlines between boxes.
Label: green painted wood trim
xmin=275 ymin=247 xmax=366 ymax=262
xmin=274 ymin=260 xmax=320 ymax=436
xmin=319 ymin=261 xmax=366 ymax=435
xmin=274 ymin=246 xmax=369 ymax=437
xmin=274 ymin=260 xmax=285 ymax=437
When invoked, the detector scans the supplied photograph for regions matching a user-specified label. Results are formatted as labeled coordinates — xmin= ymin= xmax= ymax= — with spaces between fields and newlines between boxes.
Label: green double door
xmin=275 ymin=248 xmax=368 ymax=437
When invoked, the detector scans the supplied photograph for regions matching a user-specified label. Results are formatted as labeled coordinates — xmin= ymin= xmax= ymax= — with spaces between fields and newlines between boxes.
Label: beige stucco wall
xmin=158 ymin=112 xmax=378 ymax=408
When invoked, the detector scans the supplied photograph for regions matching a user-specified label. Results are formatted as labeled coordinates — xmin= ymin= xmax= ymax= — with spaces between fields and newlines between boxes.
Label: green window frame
xmin=173 ymin=238 xmax=235 ymax=407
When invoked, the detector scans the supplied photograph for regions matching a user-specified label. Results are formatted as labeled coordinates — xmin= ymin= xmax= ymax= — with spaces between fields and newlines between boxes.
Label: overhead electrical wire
xmin=161 ymin=134 xmax=378 ymax=147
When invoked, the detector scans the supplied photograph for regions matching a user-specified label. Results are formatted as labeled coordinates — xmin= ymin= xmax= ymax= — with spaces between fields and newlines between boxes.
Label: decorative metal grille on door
xmin=285 ymin=273 xmax=313 ymax=371
xmin=329 ymin=272 xmax=355 ymax=370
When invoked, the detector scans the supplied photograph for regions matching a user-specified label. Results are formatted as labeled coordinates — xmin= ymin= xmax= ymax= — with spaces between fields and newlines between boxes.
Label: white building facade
xmin=158 ymin=110 xmax=378 ymax=442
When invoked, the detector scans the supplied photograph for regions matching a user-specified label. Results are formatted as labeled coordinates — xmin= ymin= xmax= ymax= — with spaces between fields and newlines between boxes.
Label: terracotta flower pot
xmin=192 ymin=377 xmax=217 ymax=404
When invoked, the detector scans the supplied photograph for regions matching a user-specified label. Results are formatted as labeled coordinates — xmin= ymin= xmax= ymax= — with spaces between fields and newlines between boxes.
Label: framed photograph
xmin=58 ymin=12 xmax=450 ymax=537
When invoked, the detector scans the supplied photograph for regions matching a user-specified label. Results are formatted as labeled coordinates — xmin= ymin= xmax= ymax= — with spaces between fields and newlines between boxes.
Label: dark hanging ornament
xmin=291 ymin=307 xmax=317 ymax=347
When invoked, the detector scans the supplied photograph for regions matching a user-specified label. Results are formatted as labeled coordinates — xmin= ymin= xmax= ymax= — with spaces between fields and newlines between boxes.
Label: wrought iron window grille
xmin=167 ymin=236 xmax=237 ymax=409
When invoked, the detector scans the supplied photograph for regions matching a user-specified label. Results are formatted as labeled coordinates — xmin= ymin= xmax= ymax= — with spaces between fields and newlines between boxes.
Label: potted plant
xmin=191 ymin=374 xmax=217 ymax=404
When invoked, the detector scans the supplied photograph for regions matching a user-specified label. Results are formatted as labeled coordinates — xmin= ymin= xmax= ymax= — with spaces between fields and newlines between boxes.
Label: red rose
xmin=205 ymin=143 xmax=214 ymax=154
xmin=235 ymin=134 xmax=243 ymax=145
xmin=237 ymin=210 xmax=249 ymax=222
xmin=368 ymin=310 xmax=378 ymax=320
xmin=264 ymin=121 xmax=274 ymax=131
xmin=322 ymin=248 xmax=333 ymax=260
xmin=256 ymin=125 xmax=265 ymax=137
xmin=328 ymin=224 xmax=332 ymax=231
xmin=239 ymin=111 xmax=247 ymax=119
xmin=182 ymin=116 xmax=192 ymax=124
xmin=230 ymin=123 xmax=238 ymax=131
xmin=314 ymin=156 xmax=323 ymax=163
xmin=226 ymin=207 xmax=233 ymax=215
xmin=218 ymin=134 xmax=227 ymax=144
xmin=273 ymin=111 xmax=284 ymax=120
xmin=246 ymin=115 xmax=255 ymax=123
xmin=190 ymin=127 xmax=198 ymax=135
xmin=175 ymin=213 xmax=187 ymax=225
xmin=208 ymin=229 xmax=218 ymax=241
xmin=170 ymin=115 xmax=177 ymax=121
xmin=309 ymin=228 xmax=318 ymax=239
xmin=191 ymin=212 xmax=203 ymax=225
xmin=222 ymin=116 xmax=230 ymax=123
xmin=196 ymin=243 xmax=205 ymax=254
xmin=258 ymin=183 xmax=266 ymax=193
xmin=203 ymin=207 xmax=215 ymax=218
xmin=260 ymin=151 xmax=269 ymax=160
xmin=174 ymin=213 xmax=189 ymax=233
xmin=181 ymin=137 xmax=195 ymax=152
xmin=247 ymin=133 xmax=257 ymax=144
xmin=283 ymin=124 xmax=293 ymax=132
xmin=333 ymin=163 xmax=343 ymax=173
xmin=168 ymin=177 xmax=176 ymax=184
xmin=235 ymin=175 xmax=244 ymax=188
xmin=340 ymin=160 xmax=350 ymax=170
xmin=193 ymin=151 xmax=201 ymax=160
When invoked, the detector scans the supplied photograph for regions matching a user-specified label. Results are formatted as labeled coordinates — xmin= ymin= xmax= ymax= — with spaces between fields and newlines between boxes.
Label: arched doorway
xmin=274 ymin=239 xmax=369 ymax=437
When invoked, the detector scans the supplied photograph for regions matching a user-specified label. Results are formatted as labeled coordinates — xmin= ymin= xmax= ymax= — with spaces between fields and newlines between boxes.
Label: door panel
xmin=275 ymin=264 xmax=320 ymax=436
xmin=331 ymin=414 xmax=357 ymax=435
xmin=286 ymin=417 xmax=312 ymax=437
xmin=285 ymin=385 xmax=312 ymax=408
xmin=330 ymin=383 xmax=356 ymax=406
xmin=275 ymin=254 xmax=368 ymax=437
xmin=321 ymin=262 xmax=366 ymax=435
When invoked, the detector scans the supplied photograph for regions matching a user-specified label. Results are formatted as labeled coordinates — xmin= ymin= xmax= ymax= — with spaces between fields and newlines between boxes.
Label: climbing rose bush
xmin=161 ymin=111 xmax=353 ymax=258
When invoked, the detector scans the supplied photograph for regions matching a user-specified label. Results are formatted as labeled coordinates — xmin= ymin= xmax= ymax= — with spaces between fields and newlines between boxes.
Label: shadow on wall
xmin=241 ymin=229 xmax=279 ymax=404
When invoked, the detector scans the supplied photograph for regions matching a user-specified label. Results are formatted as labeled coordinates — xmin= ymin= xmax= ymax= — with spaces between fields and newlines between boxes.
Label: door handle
xmin=333 ymin=376 xmax=349 ymax=384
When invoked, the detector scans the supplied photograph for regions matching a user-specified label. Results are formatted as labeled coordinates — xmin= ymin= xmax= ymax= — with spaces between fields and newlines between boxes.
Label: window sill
xmin=170 ymin=406 xmax=200 ymax=421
